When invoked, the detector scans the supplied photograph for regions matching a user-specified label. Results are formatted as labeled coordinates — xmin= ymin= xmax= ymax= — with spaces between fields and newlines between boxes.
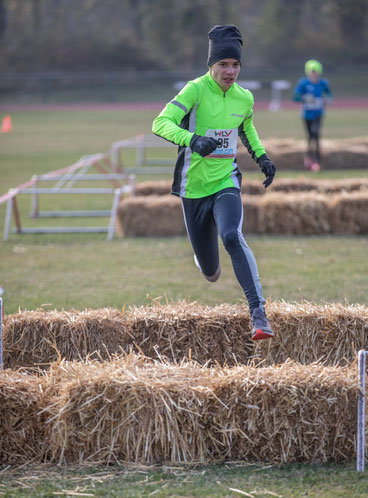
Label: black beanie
xmin=207 ymin=25 xmax=243 ymax=67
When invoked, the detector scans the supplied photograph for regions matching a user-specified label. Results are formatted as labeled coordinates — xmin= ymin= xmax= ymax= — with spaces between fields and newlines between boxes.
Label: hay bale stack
xmin=42 ymin=356 xmax=358 ymax=465
xmin=243 ymin=193 xmax=331 ymax=235
xmin=236 ymin=137 xmax=368 ymax=171
xmin=269 ymin=178 xmax=320 ymax=193
xmin=329 ymin=191 xmax=368 ymax=234
xmin=133 ymin=179 xmax=266 ymax=197
xmin=269 ymin=178 xmax=368 ymax=194
xmin=4 ymin=302 xmax=368 ymax=369
xmin=117 ymin=195 xmax=185 ymax=237
xmin=3 ymin=308 xmax=129 ymax=369
xmin=237 ymin=143 xmax=305 ymax=171
xmin=132 ymin=178 xmax=368 ymax=198
xmin=116 ymin=189 xmax=368 ymax=236
xmin=320 ymin=178 xmax=368 ymax=194
xmin=3 ymin=303 xmax=253 ymax=370
xmin=0 ymin=370 xmax=47 ymax=464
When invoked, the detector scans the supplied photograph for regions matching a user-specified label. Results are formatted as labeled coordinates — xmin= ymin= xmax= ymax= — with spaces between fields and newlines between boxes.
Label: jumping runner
xmin=152 ymin=24 xmax=276 ymax=341
xmin=293 ymin=59 xmax=332 ymax=171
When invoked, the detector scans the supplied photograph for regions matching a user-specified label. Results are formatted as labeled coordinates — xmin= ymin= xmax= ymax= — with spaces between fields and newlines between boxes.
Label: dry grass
xmin=3 ymin=301 xmax=368 ymax=369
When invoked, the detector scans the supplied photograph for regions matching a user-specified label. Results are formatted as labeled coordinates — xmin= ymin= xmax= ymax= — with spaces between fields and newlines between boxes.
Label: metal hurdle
xmin=110 ymin=134 xmax=176 ymax=174
xmin=357 ymin=349 xmax=368 ymax=471
xmin=1 ymin=153 xmax=135 ymax=241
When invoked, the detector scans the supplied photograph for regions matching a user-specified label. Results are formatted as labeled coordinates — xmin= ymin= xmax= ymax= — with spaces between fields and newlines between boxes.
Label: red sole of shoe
xmin=251 ymin=329 xmax=274 ymax=341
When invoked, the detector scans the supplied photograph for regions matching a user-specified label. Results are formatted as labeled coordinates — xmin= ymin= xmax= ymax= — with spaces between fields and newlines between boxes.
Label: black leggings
xmin=304 ymin=116 xmax=322 ymax=162
xmin=181 ymin=187 xmax=265 ymax=313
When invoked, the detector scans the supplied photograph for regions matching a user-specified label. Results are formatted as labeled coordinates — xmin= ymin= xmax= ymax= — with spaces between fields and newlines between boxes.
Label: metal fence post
xmin=357 ymin=350 xmax=367 ymax=471
xmin=31 ymin=175 xmax=39 ymax=218
xmin=3 ymin=190 xmax=14 ymax=241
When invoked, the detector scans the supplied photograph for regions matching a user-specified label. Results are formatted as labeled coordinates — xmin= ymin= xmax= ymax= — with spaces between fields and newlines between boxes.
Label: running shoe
xmin=310 ymin=162 xmax=320 ymax=172
xmin=251 ymin=308 xmax=274 ymax=341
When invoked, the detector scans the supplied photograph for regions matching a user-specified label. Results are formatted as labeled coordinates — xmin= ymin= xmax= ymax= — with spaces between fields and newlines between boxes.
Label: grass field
xmin=1 ymin=105 xmax=368 ymax=495
xmin=1 ymin=461 xmax=368 ymax=497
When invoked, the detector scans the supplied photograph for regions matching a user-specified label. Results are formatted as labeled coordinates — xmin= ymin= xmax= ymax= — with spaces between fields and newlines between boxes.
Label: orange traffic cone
xmin=1 ymin=114 xmax=12 ymax=133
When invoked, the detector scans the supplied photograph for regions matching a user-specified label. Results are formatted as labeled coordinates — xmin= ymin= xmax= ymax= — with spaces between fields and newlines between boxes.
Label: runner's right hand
xmin=190 ymin=134 xmax=220 ymax=157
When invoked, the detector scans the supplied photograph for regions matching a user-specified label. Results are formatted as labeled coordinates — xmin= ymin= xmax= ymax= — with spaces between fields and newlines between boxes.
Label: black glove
xmin=190 ymin=134 xmax=220 ymax=157
xmin=258 ymin=154 xmax=276 ymax=188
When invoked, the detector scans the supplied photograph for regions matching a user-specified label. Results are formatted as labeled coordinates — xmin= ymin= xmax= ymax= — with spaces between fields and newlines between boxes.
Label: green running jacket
xmin=152 ymin=71 xmax=266 ymax=198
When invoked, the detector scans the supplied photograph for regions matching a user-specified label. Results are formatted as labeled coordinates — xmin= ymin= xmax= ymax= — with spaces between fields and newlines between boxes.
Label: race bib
xmin=303 ymin=95 xmax=324 ymax=111
xmin=205 ymin=129 xmax=238 ymax=158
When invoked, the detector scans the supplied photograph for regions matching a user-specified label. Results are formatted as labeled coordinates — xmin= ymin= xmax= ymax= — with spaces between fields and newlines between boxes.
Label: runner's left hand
xmin=258 ymin=154 xmax=276 ymax=188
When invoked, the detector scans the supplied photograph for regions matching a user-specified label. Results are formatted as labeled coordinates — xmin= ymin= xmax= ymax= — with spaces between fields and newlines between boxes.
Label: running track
xmin=1 ymin=97 xmax=368 ymax=112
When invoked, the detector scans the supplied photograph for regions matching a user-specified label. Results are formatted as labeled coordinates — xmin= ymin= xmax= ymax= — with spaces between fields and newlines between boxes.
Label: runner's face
xmin=210 ymin=59 xmax=241 ymax=92
xmin=308 ymin=70 xmax=320 ymax=83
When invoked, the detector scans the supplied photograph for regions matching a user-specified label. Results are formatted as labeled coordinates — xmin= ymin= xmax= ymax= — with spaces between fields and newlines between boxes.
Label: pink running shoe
xmin=310 ymin=162 xmax=320 ymax=172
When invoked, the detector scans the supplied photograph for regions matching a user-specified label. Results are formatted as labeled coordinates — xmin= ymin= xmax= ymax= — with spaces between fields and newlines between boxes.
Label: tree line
xmin=0 ymin=0 xmax=367 ymax=72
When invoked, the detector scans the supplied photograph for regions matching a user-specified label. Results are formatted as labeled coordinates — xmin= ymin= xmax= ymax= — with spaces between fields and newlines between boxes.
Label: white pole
xmin=0 ymin=297 xmax=3 ymax=369
xmin=3 ymin=190 xmax=14 ymax=241
xmin=31 ymin=175 xmax=39 ymax=218
xmin=136 ymin=136 xmax=145 ymax=166
xmin=107 ymin=188 xmax=122 ymax=241
xmin=357 ymin=350 xmax=367 ymax=471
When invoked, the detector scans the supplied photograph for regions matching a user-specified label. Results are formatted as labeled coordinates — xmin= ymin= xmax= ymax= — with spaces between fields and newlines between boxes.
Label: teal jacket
xmin=153 ymin=71 xmax=266 ymax=198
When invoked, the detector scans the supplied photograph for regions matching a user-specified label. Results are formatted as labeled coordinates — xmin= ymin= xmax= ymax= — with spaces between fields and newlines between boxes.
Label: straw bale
xmin=328 ymin=191 xmax=368 ymax=234
xmin=212 ymin=361 xmax=358 ymax=463
xmin=243 ymin=193 xmax=331 ymax=235
xmin=4 ymin=301 xmax=368 ymax=370
xmin=236 ymin=137 xmax=368 ymax=171
xmin=3 ymin=308 xmax=130 ymax=369
xmin=241 ymin=195 xmax=262 ymax=233
xmin=319 ymin=178 xmax=368 ymax=194
xmin=126 ymin=302 xmax=254 ymax=365
xmin=269 ymin=178 xmax=320 ymax=193
xmin=268 ymin=178 xmax=368 ymax=195
xmin=256 ymin=301 xmax=368 ymax=366
xmin=133 ymin=179 xmax=267 ymax=197
xmin=135 ymin=180 xmax=172 ymax=196
xmin=117 ymin=195 xmax=185 ymax=237
xmin=237 ymin=144 xmax=305 ymax=172
xmin=241 ymin=181 xmax=266 ymax=196
xmin=0 ymin=370 xmax=47 ymax=463
xmin=41 ymin=356 xmax=358 ymax=464
xmin=117 ymin=187 xmax=368 ymax=237
xmin=132 ymin=178 xmax=368 ymax=198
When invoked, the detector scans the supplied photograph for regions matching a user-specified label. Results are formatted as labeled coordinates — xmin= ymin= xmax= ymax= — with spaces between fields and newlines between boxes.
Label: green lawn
xmin=1 ymin=106 xmax=368 ymax=495
xmin=1 ymin=235 xmax=368 ymax=314
xmin=1 ymin=461 xmax=368 ymax=497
